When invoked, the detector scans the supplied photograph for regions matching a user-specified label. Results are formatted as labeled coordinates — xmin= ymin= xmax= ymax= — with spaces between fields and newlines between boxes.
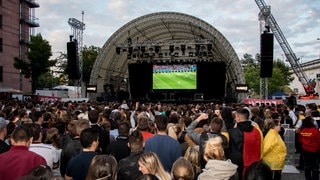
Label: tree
xmin=14 ymin=33 xmax=55 ymax=93
xmin=81 ymin=46 xmax=101 ymax=83
xmin=241 ymin=54 xmax=294 ymax=95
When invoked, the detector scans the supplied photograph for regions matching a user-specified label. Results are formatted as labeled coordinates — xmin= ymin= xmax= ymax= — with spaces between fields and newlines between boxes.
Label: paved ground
xmin=282 ymin=129 xmax=306 ymax=180
xmin=282 ymin=165 xmax=305 ymax=180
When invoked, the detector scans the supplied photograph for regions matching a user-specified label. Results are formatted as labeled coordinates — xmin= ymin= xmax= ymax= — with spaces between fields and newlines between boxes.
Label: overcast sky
xmin=36 ymin=0 xmax=320 ymax=63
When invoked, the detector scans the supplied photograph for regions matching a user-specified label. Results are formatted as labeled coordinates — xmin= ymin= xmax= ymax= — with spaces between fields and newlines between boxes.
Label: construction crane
xmin=255 ymin=0 xmax=317 ymax=98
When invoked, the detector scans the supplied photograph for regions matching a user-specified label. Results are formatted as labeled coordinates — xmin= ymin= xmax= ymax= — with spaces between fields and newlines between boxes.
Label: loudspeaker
xmin=260 ymin=32 xmax=274 ymax=78
xmin=67 ymin=41 xmax=80 ymax=79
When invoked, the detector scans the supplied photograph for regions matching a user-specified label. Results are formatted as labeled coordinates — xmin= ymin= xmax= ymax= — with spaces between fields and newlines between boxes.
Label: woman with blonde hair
xmin=262 ymin=118 xmax=286 ymax=180
xmin=138 ymin=152 xmax=170 ymax=180
xmin=86 ymin=155 xmax=118 ymax=180
xmin=184 ymin=146 xmax=200 ymax=176
xmin=198 ymin=136 xmax=237 ymax=180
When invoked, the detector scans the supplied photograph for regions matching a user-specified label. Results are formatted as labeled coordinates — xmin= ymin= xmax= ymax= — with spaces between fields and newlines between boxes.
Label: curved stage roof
xmin=90 ymin=12 xmax=246 ymax=101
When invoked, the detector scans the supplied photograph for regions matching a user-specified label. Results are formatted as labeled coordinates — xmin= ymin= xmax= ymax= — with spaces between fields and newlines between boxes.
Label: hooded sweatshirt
xmin=198 ymin=159 xmax=238 ymax=180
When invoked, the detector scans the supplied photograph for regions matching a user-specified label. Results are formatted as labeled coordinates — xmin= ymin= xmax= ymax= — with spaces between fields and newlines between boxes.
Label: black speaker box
xmin=67 ymin=41 xmax=80 ymax=79
xmin=260 ymin=32 xmax=274 ymax=78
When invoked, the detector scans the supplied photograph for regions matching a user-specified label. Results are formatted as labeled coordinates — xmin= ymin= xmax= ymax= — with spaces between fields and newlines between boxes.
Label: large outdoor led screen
xmin=152 ymin=64 xmax=197 ymax=90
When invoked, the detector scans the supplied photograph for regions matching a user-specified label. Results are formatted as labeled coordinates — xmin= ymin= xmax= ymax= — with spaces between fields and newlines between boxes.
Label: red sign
xmin=37 ymin=95 xmax=61 ymax=102
xmin=243 ymin=99 xmax=283 ymax=105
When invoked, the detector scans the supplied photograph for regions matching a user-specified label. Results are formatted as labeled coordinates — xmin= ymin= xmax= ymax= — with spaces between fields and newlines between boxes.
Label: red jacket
xmin=299 ymin=127 xmax=320 ymax=152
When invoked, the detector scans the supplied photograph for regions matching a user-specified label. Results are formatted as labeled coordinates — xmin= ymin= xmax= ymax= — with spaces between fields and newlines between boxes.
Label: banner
xmin=37 ymin=95 xmax=61 ymax=102
xmin=243 ymin=99 xmax=283 ymax=106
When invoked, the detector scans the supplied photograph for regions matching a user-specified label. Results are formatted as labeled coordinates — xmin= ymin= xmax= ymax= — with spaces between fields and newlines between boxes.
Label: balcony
xmin=20 ymin=14 xmax=39 ymax=27
xmin=20 ymin=34 xmax=30 ymax=44
xmin=24 ymin=0 xmax=40 ymax=8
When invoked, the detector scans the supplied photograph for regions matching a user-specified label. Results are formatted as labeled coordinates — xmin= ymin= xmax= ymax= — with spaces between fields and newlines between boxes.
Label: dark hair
xmin=11 ymin=124 xmax=32 ymax=142
xmin=154 ymin=115 xmax=168 ymax=131
xmin=118 ymin=121 xmax=130 ymax=136
xmin=80 ymin=128 xmax=99 ymax=148
xmin=136 ymin=174 xmax=159 ymax=180
xmin=210 ymin=117 xmax=223 ymax=132
xmin=129 ymin=130 xmax=144 ymax=151
xmin=28 ymin=165 xmax=53 ymax=179
xmin=244 ymin=161 xmax=272 ymax=180
xmin=236 ymin=108 xmax=250 ymax=120
xmin=301 ymin=116 xmax=316 ymax=128
xmin=29 ymin=123 xmax=42 ymax=141
xmin=88 ymin=109 xmax=99 ymax=123
xmin=31 ymin=111 xmax=43 ymax=123
xmin=87 ymin=155 xmax=118 ymax=180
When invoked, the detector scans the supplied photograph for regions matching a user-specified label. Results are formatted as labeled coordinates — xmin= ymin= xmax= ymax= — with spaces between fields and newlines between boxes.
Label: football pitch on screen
xmin=153 ymin=72 xmax=196 ymax=89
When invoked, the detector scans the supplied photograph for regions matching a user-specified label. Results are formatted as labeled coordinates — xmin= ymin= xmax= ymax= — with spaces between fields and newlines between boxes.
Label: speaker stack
xmin=67 ymin=41 xmax=80 ymax=79
xmin=260 ymin=31 xmax=274 ymax=78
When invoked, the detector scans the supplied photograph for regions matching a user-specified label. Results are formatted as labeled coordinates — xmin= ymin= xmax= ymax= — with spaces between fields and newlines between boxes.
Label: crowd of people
xmin=0 ymin=98 xmax=319 ymax=180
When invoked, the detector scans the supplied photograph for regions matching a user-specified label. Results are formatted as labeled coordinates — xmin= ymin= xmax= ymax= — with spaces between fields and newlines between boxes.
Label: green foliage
xmin=242 ymin=54 xmax=294 ymax=94
xmin=82 ymin=46 xmax=100 ymax=83
xmin=37 ymin=71 xmax=60 ymax=88
xmin=13 ymin=33 xmax=54 ymax=92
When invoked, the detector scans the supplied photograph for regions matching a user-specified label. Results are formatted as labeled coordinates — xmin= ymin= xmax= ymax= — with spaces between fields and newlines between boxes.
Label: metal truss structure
xmin=90 ymin=12 xmax=246 ymax=101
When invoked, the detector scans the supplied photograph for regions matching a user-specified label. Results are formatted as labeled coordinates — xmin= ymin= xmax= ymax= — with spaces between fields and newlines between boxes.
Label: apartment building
xmin=0 ymin=0 xmax=39 ymax=93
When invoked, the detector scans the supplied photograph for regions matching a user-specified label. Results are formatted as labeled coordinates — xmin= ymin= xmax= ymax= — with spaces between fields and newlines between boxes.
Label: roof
xmin=90 ymin=12 xmax=246 ymax=100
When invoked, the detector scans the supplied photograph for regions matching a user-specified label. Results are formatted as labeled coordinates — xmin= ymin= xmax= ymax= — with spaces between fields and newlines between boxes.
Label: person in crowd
xmin=136 ymin=112 xmax=155 ymax=142
xmin=186 ymin=113 xmax=229 ymax=169
xmin=27 ymin=165 xmax=53 ymax=180
xmin=244 ymin=161 xmax=273 ymax=180
xmin=228 ymin=107 xmax=262 ymax=180
xmin=184 ymin=146 xmax=201 ymax=177
xmin=299 ymin=116 xmax=320 ymax=180
xmin=45 ymin=127 xmax=62 ymax=176
xmin=102 ymin=120 xmax=116 ymax=143
xmin=0 ymin=124 xmax=47 ymax=179
xmin=171 ymin=157 xmax=194 ymax=180
xmin=197 ymin=136 xmax=238 ymax=180
xmin=287 ymin=105 xmax=297 ymax=126
xmin=138 ymin=152 xmax=171 ymax=180
xmin=29 ymin=123 xmax=58 ymax=170
xmin=60 ymin=119 xmax=90 ymax=176
xmin=250 ymin=107 xmax=265 ymax=132
xmin=221 ymin=106 xmax=236 ymax=130
xmin=86 ymin=155 xmax=118 ymax=180
xmin=262 ymin=118 xmax=287 ymax=180
xmin=65 ymin=128 xmax=99 ymax=180
xmin=118 ymin=130 xmax=144 ymax=179
xmin=145 ymin=115 xmax=181 ymax=171
xmin=136 ymin=174 xmax=159 ymax=180
xmin=31 ymin=111 xmax=47 ymax=142
xmin=0 ymin=117 xmax=10 ymax=153
xmin=106 ymin=121 xmax=131 ymax=162
xmin=88 ymin=109 xmax=110 ymax=154
xmin=130 ymin=102 xmax=141 ymax=129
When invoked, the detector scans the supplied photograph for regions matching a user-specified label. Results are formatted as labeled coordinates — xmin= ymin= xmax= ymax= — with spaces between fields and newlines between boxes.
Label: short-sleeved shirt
xmin=65 ymin=151 xmax=97 ymax=180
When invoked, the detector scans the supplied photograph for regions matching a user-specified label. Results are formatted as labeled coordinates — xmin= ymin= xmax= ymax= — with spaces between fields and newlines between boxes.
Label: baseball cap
xmin=0 ymin=117 xmax=9 ymax=130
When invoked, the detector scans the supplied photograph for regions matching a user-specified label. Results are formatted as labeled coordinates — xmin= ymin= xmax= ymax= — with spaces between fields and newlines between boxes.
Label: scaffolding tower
xmin=68 ymin=11 xmax=85 ymax=98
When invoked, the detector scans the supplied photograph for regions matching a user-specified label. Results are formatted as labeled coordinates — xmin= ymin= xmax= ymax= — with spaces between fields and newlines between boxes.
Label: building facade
xmin=289 ymin=58 xmax=320 ymax=96
xmin=0 ymin=0 xmax=39 ymax=93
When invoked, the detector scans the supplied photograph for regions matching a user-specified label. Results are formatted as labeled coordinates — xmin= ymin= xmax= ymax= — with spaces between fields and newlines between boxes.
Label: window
xmin=0 ymin=66 xmax=3 ymax=82
xmin=293 ymin=88 xmax=298 ymax=94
